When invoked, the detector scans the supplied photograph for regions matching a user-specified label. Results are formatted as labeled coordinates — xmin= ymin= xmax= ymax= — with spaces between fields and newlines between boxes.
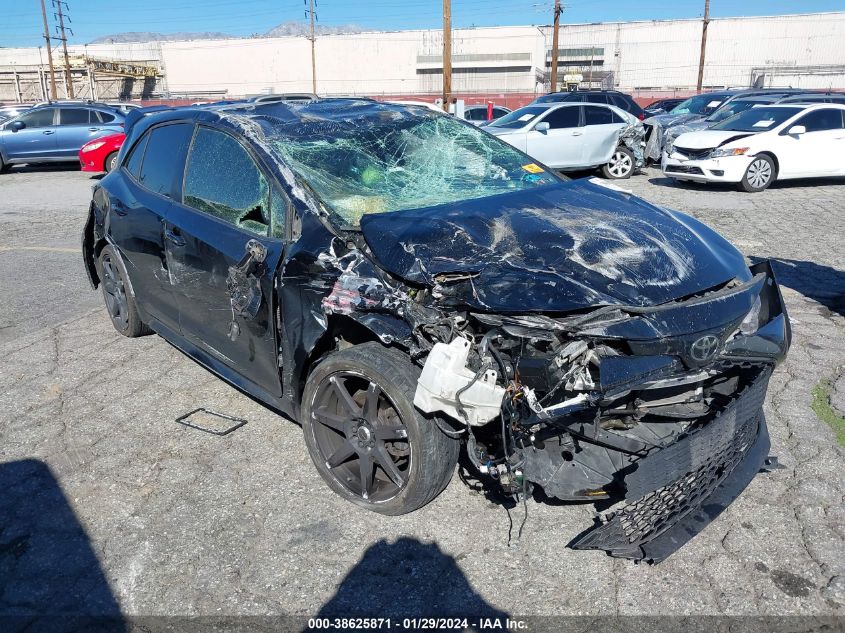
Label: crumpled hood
xmin=360 ymin=179 xmax=749 ymax=313
xmin=672 ymin=130 xmax=755 ymax=150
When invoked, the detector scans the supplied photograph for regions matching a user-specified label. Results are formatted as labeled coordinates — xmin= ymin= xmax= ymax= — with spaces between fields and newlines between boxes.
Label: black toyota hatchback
xmin=83 ymin=98 xmax=790 ymax=562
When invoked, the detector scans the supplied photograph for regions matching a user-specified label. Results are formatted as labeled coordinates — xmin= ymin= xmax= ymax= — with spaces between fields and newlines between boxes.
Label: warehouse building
xmin=1 ymin=11 xmax=843 ymax=104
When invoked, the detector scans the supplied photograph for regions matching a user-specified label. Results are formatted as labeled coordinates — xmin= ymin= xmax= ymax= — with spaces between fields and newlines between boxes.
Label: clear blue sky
xmin=2 ymin=0 xmax=842 ymax=47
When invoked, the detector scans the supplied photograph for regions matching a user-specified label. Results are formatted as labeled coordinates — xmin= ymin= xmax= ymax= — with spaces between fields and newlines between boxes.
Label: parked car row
xmin=663 ymin=103 xmax=845 ymax=191
xmin=643 ymin=89 xmax=845 ymax=161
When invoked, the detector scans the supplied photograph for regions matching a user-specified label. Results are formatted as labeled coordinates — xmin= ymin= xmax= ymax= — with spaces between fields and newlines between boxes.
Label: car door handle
xmin=572 ymin=131 xmax=583 ymax=136
xmin=42 ymin=130 xmax=55 ymax=135
xmin=164 ymin=227 xmax=186 ymax=247
xmin=88 ymin=127 xmax=101 ymax=132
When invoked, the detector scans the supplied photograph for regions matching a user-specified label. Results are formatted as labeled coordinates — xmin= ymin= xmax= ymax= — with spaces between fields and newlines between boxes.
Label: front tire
xmin=98 ymin=245 xmax=151 ymax=337
xmin=0 ymin=155 xmax=9 ymax=174
xmin=104 ymin=151 xmax=119 ymax=173
xmin=739 ymin=155 xmax=776 ymax=192
xmin=301 ymin=343 xmax=459 ymax=515
xmin=602 ymin=146 xmax=635 ymax=179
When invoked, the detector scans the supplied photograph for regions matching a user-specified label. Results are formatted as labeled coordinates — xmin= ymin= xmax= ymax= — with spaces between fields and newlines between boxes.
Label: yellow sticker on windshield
xmin=522 ymin=163 xmax=544 ymax=174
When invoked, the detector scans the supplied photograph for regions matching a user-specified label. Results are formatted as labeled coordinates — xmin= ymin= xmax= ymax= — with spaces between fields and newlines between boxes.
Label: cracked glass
xmin=268 ymin=113 xmax=559 ymax=229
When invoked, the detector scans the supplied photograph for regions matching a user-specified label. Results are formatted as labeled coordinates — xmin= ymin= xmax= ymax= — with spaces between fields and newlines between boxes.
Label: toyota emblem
xmin=690 ymin=335 xmax=720 ymax=362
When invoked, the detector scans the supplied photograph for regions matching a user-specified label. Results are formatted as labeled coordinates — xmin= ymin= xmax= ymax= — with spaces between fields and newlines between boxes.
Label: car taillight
xmin=639 ymin=113 xmax=645 ymax=120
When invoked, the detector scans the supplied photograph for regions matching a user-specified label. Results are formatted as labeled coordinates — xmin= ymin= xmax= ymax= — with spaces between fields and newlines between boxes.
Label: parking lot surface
xmin=1 ymin=166 xmax=844 ymax=620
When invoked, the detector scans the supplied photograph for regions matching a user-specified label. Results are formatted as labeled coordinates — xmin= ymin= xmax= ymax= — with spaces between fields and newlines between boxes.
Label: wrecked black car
xmin=83 ymin=98 xmax=790 ymax=562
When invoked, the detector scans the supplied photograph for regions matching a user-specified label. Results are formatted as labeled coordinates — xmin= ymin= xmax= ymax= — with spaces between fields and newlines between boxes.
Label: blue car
xmin=0 ymin=103 xmax=125 ymax=172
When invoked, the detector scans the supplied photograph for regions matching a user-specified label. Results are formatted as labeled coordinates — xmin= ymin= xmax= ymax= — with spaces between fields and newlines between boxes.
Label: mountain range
xmin=89 ymin=21 xmax=363 ymax=44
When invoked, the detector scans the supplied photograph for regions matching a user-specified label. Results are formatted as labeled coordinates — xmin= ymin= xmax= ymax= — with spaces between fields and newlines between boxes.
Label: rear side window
xmin=584 ymin=105 xmax=623 ymax=125
xmin=796 ymin=109 xmax=845 ymax=132
xmin=59 ymin=108 xmax=91 ymax=125
xmin=465 ymin=109 xmax=484 ymax=121
xmin=125 ymin=134 xmax=149 ymax=178
xmin=493 ymin=108 xmax=509 ymax=118
xmin=96 ymin=111 xmax=117 ymax=123
xmin=183 ymin=127 xmax=271 ymax=236
xmin=585 ymin=94 xmax=609 ymax=104
xmin=542 ymin=106 xmax=580 ymax=129
xmin=138 ymin=123 xmax=194 ymax=196
xmin=17 ymin=108 xmax=54 ymax=128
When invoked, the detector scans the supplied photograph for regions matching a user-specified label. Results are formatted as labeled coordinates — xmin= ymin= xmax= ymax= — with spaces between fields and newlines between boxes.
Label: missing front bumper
xmin=569 ymin=367 xmax=773 ymax=563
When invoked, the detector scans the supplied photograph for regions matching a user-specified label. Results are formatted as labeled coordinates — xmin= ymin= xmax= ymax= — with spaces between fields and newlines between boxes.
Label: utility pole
xmin=306 ymin=0 xmax=317 ymax=94
xmin=39 ymin=0 xmax=58 ymax=100
xmin=696 ymin=0 xmax=710 ymax=92
xmin=549 ymin=0 xmax=561 ymax=93
xmin=53 ymin=0 xmax=74 ymax=98
xmin=442 ymin=0 xmax=451 ymax=111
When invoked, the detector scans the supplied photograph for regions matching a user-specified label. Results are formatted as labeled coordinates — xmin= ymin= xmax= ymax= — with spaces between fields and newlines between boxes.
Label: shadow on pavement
xmin=649 ymin=174 xmax=845 ymax=190
xmin=316 ymin=536 xmax=509 ymax=620
xmin=753 ymin=256 xmax=845 ymax=318
xmin=0 ymin=459 xmax=125 ymax=633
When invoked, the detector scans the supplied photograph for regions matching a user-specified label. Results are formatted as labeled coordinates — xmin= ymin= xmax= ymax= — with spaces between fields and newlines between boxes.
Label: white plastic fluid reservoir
xmin=414 ymin=338 xmax=506 ymax=426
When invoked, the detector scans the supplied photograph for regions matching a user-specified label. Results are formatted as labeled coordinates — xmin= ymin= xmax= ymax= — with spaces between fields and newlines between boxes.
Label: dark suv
xmin=0 ymin=102 xmax=125 ymax=171
xmin=82 ymin=98 xmax=789 ymax=562
xmin=533 ymin=90 xmax=646 ymax=120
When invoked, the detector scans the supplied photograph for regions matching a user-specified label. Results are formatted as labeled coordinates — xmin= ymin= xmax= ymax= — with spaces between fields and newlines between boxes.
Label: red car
xmin=79 ymin=133 xmax=125 ymax=173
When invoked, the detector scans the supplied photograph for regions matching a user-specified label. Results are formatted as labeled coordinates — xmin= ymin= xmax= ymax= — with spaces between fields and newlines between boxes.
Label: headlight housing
xmin=739 ymin=296 xmax=763 ymax=335
xmin=82 ymin=141 xmax=105 ymax=153
xmin=709 ymin=146 xmax=749 ymax=158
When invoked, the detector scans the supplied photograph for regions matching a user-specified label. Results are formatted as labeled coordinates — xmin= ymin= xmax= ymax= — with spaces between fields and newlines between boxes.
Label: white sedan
xmin=484 ymin=102 xmax=640 ymax=179
xmin=662 ymin=103 xmax=845 ymax=192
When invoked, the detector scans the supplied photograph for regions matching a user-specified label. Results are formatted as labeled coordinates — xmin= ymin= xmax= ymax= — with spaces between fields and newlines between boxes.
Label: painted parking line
xmin=0 ymin=246 xmax=79 ymax=254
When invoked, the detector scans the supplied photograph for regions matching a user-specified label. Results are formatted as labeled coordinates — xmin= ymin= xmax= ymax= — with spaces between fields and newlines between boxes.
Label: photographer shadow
xmin=316 ymin=536 xmax=508 ymax=621
xmin=0 ymin=459 xmax=124 ymax=633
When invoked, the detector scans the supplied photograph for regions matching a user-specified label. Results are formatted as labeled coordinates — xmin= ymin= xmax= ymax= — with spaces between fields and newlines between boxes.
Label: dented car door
xmin=163 ymin=125 xmax=285 ymax=397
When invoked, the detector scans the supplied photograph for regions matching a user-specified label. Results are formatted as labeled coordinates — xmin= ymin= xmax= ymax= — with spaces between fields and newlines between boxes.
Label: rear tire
xmin=97 ymin=245 xmax=151 ymax=337
xmin=301 ymin=343 xmax=459 ymax=515
xmin=602 ymin=146 xmax=635 ymax=179
xmin=104 ymin=151 xmax=119 ymax=173
xmin=739 ymin=155 xmax=776 ymax=192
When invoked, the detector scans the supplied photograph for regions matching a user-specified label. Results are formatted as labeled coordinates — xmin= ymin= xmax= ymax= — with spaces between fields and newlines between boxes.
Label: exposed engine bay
xmin=394 ymin=262 xmax=790 ymax=561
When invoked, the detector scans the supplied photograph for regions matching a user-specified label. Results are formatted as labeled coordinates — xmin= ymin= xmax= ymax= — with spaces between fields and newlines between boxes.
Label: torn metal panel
xmin=360 ymin=179 xmax=747 ymax=312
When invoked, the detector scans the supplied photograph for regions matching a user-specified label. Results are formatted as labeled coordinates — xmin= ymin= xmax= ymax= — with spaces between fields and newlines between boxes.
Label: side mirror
xmin=787 ymin=125 xmax=806 ymax=136
xmin=10 ymin=121 xmax=25 ymax=132
xmin=534 ymin=121 xmax=550 ymax=133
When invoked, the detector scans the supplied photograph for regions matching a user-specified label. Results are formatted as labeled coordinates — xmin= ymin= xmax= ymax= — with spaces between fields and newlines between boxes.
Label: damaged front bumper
xmin=569 ymin=367 xmax=772 ymax=562
xmin=412 ymin=260 xmax=789 ymax=562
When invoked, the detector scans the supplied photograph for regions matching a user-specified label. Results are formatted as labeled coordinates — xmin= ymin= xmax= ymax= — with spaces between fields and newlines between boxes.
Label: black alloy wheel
xmin=98 ymin=245 xmax=151 ymax=337
xmin=310 ymin=371 xmax=410 ymax=502
xmin=301 ymin=343 xmax=459 ymax=515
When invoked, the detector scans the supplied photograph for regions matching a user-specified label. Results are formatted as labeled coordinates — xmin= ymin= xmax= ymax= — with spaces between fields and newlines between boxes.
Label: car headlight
xmin=709 ymin=146 xmax=749 ymax=158
xmin=740 ymin=296 xmax=763 ymax=335
xmin=82 ymin=141 xmax=105 ymax=153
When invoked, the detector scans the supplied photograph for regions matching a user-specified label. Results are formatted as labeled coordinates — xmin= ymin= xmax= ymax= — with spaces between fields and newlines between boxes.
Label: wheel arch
xmin=292 ymin=313 xmax=414 ymax=420
xmin=754 ymin=150 xmax=779 ymax=175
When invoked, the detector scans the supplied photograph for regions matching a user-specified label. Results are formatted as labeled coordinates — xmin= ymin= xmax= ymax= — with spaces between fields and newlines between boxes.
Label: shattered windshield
xmin=670 ymin=94 xmax=728 ymax=115
xmin=269 ymin=111 xmax=559 ymax=229
xmin=711 ymin=106 xmax=802 ymax=132
xmin=486 ymin=106 xmax=549 ymax=129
